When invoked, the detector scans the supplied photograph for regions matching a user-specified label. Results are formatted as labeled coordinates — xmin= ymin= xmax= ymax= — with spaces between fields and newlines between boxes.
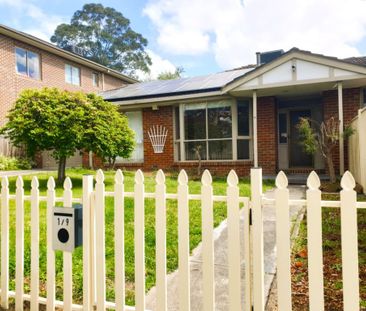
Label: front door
xmin=289 ymin=110 xmax=313 ymax=167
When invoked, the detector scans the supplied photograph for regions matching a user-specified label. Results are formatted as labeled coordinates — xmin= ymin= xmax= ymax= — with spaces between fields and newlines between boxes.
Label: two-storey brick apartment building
xmin=0 ymin=24 xmax=136 ymax=168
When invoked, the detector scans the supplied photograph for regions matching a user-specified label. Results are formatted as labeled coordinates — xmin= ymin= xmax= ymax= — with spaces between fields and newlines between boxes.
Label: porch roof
xmin=225 ymin=48 xmax=366 ymax=97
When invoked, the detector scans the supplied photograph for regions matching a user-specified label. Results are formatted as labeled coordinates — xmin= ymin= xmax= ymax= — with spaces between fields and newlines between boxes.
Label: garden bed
xmin=290 ymin=194 xmax=366 ymax=310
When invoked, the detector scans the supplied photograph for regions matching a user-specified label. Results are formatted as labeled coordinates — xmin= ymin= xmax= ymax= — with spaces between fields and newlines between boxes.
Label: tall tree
xmin=1 ymin=88 xmax=135 ymax=183
xmin=51 ymin=3 xmax=151 ymax=77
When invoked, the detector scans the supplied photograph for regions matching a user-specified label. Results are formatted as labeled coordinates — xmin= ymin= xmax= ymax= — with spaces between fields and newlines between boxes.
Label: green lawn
xmin=1 ymin=168 xmax=274 ymax=306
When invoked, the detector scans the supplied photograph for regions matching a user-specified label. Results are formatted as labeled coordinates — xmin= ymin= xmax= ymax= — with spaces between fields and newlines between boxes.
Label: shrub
xmin=0 ymin=155 xmax=32 ymax=171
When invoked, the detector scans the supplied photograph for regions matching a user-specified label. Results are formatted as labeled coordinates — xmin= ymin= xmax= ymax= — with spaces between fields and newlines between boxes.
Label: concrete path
xmin=145 ymin=186 xmax=306 ymax=311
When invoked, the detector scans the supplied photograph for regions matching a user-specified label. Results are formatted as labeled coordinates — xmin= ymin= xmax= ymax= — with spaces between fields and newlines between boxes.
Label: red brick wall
xmin=0 ymin=33 xmax=129 ymax=126
xmin=257 ymin=96 xmax=277 ymax=175
xmin=82 ymin=151 xmax=104 ymax=169
xmin=112 ymin=102 xmax=276 ymax=177
xmin=172 ymin=161 xmax=252 ymax=177
xmin=114 ymin=105 xmax=255 ymax=177
xmin=323 ymin=88 xmax=360 ymax=173
xmin=141 ymin=106 xmax=175 ymax=170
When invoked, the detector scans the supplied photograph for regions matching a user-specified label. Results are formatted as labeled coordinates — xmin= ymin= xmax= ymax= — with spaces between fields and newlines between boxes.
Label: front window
xmin=65 ymin=64 xmax=80 ymax=86
xmin=174 ymin=99 xmax=251 ymax=161
xmin=15 ymin=47 xmax=40 ymax=79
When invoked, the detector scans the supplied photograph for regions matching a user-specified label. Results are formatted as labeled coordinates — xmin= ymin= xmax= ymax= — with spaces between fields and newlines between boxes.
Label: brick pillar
xmin=257 ymin=97 xmax=277 ymax=175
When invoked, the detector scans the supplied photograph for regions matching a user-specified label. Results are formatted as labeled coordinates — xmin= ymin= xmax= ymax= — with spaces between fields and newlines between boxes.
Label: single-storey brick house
xmin=100 ymin=48 xmax=366 ymax=177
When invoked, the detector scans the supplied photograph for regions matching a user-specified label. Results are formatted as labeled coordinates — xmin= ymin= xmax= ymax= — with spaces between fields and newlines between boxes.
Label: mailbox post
xmin=53 ymin=204 xmax=82 ymax=252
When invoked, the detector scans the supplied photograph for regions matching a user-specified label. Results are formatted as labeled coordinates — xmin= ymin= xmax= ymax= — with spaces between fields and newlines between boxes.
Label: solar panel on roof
xmin=102 ymin=67 xmax=254 ymax=100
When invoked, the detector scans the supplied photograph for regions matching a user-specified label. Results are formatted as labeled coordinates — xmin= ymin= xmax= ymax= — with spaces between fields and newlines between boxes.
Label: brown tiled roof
xmin=342 ymin=56 xmax=366 ymax=66
xmin=225 ymin=64 xmax=257 ymax=72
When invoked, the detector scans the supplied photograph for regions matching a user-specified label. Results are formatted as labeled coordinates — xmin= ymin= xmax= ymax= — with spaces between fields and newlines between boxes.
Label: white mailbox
xmin=53 ymin=204 xmax=82 ymax=252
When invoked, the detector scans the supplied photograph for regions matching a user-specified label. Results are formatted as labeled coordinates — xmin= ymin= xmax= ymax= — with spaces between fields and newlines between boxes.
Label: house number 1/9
xmin=57 ymin=217 xmax=70 ymax=226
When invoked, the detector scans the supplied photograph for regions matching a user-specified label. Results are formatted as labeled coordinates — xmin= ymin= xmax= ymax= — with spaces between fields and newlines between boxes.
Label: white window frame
xmin=92 ymin=72 xmax=100 ymax=87
xmin=116 ymin=110 xmax=144 ymax=163
xmin=15 ymin=47 xmax=41 ymax=80
xmin=65 ymin=64 xmax=81 ymax=86
xmin=173 ymin=99 xmax=253 ymax=162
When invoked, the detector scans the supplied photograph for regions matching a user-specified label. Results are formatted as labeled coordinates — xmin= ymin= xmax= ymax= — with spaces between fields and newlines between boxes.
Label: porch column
xmin=338 ymin=82 xmax=344 ymax=175
xmin=253 ymin=91 xmax=258 ymax=167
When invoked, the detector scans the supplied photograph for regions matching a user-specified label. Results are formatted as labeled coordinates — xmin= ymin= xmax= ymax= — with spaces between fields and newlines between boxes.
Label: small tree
xmin=83 ymin=94 xmax=135 ymax=169
xmin=193 ymin=145 xmax=203 ymax=176
xmin=297 ymin=117 xmax=354 ymax=183
xmin=1 ymin=88 xmax=135 ymax=183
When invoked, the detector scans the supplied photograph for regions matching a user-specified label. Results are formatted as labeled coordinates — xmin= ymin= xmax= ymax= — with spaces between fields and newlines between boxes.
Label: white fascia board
xmin=224 ymin=51 xmax=366 ymax=93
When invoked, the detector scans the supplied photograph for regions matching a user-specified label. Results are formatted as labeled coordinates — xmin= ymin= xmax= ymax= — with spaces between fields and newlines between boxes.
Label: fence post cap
xmin=251 ymin=167 xmax=262 ymax=170
xmin=63 ymin=176 xmax=72 ymax=190
xmin=16 ymin=175 xmax=23 ymax=188
xmin=201 ymin=170 xmax=212 ymax=185
xmin=31 ymin=176 xmax=39 ymax=189
xmin=156 ymin=169 xmax=165 ymax=184
xmin=227 ymin=170 xmax=238 ymax=186
xmin=47 ymin=176 xmax=55 ymax=189
xmin=178 ymin=169 xmax=188 ymax=185
xmin=135 ymin=169 xmax=144 ymax=184
xmin=275 ymin=171 xmax=288 ymax=189
xmin=341 ymin=170 xmax=356 ymax=190
xmin=307 ymin=171 xmax=320 ymax=189
xmin=115 ymin=169 xmax=124 ymax=184
xmin=1 ymin=176 xmax=8 ymax=187
xmin=96 ymin=169 xmax=105 ymax=183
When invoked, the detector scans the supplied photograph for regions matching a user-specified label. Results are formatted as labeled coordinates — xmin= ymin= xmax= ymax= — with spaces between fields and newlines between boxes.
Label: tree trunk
xmin=57 ymin=156 xmax=67 ymax=184
xmin=326 ymin=152 xmax=337 ymax=183
xmin=112 ymin=158 xmax=116 ymax=170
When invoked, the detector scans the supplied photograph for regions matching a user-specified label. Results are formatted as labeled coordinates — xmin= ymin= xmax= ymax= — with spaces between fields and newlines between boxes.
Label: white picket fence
xmin=0 ymin=168 xmax=364 ymax=310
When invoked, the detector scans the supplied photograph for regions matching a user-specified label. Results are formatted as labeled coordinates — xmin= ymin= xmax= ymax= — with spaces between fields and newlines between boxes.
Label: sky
xmin=1 ymin=0 xmax=366 ymax=79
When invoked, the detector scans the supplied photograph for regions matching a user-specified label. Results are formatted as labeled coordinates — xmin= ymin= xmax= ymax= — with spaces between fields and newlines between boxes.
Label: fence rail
xmin=0 ymin=168 xmax=363 ymax=310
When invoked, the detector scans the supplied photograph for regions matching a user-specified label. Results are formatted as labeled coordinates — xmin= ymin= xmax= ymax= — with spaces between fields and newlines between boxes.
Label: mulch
xmin=267 ymin=208 xmax=366 ymax=310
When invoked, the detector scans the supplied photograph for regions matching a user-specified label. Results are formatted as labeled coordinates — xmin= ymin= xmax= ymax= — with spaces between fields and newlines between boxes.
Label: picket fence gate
xmin=0 ymin=168 xmax=364 ymax=311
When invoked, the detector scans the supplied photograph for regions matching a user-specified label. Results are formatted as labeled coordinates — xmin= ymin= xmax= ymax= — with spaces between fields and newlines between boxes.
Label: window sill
xmin=16 ymin=73 xmax=41 ymax=81
xmin=65 ymin=82 xmax=81 ymax=87
xmin=174 ymin=160 xmax=253 ymax=166
xmin=111 ymin=162 xmax=144 ymax=167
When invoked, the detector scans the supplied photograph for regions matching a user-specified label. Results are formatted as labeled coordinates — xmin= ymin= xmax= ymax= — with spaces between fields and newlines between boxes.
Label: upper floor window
xmin=92 ymin=72 xmax=100 ymax=87
xmin=65 ymin=64 xmax=80 ymax=86
xmin=15 ymin=47 xmax=40 ymax=79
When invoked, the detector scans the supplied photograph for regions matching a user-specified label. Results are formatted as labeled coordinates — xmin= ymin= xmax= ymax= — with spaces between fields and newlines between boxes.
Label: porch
xmin=227 ymin=52 xmax=366 ymax=176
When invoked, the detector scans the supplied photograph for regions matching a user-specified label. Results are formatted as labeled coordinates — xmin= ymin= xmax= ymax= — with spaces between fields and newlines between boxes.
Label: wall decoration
xmin=148 ymin=125 xmax=168 ymax=153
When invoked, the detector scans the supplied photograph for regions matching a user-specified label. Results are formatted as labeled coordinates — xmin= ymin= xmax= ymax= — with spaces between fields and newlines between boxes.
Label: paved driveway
xmin=146 ymin=186 xmax=306 ymax=311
